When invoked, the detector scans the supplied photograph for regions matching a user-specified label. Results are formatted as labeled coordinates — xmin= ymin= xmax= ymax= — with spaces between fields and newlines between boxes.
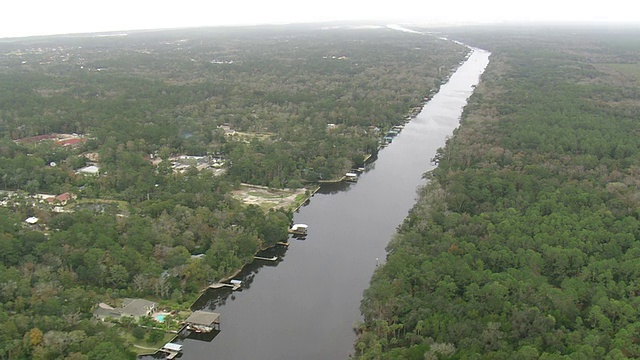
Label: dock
xmin=317 ymin=176 xmax=346 ymax=184
xmin=254 ymin=255 xmax=278 ymax=261
xmin=209 ymin=282 xmax=241 ymax=291
xmin=276 ymin=241 xmax=290 ymax=247
xmin=159 ymin=343 xmax=183 ymax=359
xmin=344 ymin=172 xmax=358 ymax=182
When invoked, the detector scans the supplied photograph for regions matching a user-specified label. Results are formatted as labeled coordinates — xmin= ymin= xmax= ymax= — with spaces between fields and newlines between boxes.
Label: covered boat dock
xmin=288 ymin=223 xmax=308 ymax=235
xmin=185 ymin=310 xmax=221 ymax=332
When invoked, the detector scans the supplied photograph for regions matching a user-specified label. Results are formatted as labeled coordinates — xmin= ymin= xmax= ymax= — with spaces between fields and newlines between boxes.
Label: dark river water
xmin=169 ymin=46 xmax=490 ymax=360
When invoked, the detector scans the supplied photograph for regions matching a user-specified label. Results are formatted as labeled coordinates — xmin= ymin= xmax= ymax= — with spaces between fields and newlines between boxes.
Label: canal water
xmin=177 ymin=46 xmax=490 ymax=359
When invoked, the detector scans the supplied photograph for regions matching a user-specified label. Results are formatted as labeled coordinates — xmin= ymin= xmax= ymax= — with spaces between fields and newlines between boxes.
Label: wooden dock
xmin=317 ymin=176 xmax=346 ymax=184
xmin=209 ymin=282 xmax=241 ymax=291
xmin=254 ymin=255 xmax=278 ymax=261
xmin=163 ymin=350 xmax=179 ymax=359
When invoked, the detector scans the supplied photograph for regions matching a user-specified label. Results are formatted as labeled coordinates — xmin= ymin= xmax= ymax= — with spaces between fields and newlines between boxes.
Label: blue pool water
xmin=155 ymin=314 xmax=165 ymax=322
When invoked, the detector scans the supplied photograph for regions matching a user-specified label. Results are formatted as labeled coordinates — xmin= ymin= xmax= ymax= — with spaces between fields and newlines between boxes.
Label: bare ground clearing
xmin=231 ymin=184 xmax=309 ymax=211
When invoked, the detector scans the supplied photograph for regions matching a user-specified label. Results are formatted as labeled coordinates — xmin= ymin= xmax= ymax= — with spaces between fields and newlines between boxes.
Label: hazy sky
xmin=2 ymin=0 xmax=637 ymax=38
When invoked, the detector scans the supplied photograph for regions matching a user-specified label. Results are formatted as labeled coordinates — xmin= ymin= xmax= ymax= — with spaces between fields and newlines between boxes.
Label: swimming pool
xmin=155 ymin=314 xmax=166 ymax=322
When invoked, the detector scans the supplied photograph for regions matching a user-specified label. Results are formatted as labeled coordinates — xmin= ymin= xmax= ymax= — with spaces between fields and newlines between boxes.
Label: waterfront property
xmin=185 ymin=311 xmax=221 ymax=333
xmin=93 ymin=298 xmax=156 ymax=321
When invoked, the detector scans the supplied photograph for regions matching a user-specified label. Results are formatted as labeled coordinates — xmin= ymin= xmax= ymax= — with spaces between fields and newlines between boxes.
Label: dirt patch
xmin=231 ymin=184 xmax=308 ymax=211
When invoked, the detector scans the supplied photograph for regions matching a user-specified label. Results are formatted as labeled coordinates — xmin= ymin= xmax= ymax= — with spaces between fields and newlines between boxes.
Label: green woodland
xmin=0 ymin=26 xmax=465 ymax=358
xmin=356 ymin=26 xmax=640 ymax=359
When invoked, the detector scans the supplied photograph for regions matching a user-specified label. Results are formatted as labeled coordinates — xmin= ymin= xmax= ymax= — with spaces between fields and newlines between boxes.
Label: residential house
xmin=55 ymin=192 xmax=74 ymax=204
xmin=93 ymin=298 xmax=156 ymax=321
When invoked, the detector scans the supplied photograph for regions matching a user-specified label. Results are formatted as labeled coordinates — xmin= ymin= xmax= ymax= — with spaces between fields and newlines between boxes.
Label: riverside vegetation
xmin=356 ymin=25 xmax=640 ymax=359
xmin=0 ymin=25 xmax=466 ymax=358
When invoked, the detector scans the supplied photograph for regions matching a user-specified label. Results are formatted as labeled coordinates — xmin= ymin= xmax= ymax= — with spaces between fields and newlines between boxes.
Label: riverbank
xmin=188 ymin=184 xmax=318 ymax=305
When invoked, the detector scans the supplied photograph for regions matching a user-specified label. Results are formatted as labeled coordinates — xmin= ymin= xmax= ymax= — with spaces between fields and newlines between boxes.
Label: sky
xmin=2 ymin=0 xmax=638 ymax=38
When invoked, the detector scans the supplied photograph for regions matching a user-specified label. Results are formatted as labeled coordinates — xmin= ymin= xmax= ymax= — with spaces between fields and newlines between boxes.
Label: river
xmin=173 ymin=45 xmax=490 ymax=360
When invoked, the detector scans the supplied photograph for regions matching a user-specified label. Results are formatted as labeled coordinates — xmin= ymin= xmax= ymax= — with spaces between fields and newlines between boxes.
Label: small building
xmin=36 ymin=194 xmax=56 ymax=203
xmin=25 ymin=216 xmax=39 ymax=225
xmin=77 ymin=165 xmax=100 ymax=176
xmin=53 ymin=192 xmax=74 ymax=205
xmin=185 ymin=311 xmax=221 ymax=333
xmin=218 ymin=125 xmax=236 ymax=136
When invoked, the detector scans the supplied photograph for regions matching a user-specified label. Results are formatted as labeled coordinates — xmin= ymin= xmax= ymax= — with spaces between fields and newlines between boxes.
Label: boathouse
xmin=185 ymin=310 xmax=221 ymax=332
xmin=344 ymin=172 xmax=358 ymax=182
xmin=288 ymin=223 xmax=308 ymax=235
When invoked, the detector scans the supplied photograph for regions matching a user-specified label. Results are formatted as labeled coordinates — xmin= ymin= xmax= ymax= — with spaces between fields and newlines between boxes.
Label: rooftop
xmin=120 ymin=298 xmax=156 ymax=317
xmin=162 ymin=343 xmax=183 ymax=352
xmin=185 ymin=310 xmax=221 ymax=326
xmin=77 ymin=165 xmax=100 ymax=175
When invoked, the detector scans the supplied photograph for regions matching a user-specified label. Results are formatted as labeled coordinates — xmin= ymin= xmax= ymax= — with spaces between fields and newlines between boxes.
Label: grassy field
xmin=122 ymin=329 xmax=175 ymax=355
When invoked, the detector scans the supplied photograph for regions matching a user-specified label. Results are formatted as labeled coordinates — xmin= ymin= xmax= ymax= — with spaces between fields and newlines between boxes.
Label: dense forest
xmin=356 ymin=26 xmax=640 ymax=359
xmin=0 ymin=25 xmax=465 ymax=358
xmin=0 ymin=25 xmax=466 ymax=187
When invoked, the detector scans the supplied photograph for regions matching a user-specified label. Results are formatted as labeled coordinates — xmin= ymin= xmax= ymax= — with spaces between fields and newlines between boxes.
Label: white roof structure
xmin=77 ymin=165 xmax=100 ymax=175
xmin=162 ymin=343 xmax=183 ymax=352
xmin=25 ymin=216 xmax=39 ymax=224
